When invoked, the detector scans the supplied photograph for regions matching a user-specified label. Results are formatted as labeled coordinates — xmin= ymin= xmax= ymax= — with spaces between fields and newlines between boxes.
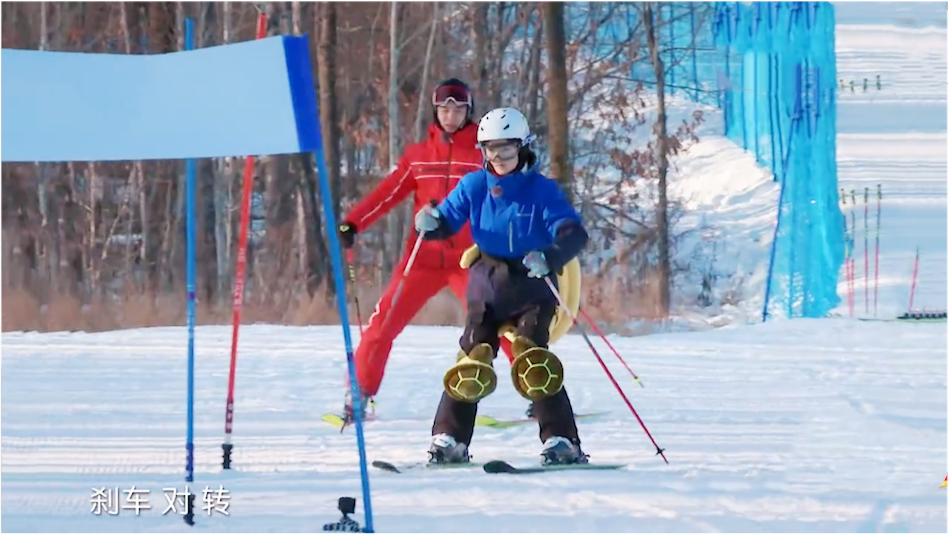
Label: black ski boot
xmin=540 ymin=436 xmax=588 ymax=466
xmin=427 ymin=433 xmax=470 ymax=464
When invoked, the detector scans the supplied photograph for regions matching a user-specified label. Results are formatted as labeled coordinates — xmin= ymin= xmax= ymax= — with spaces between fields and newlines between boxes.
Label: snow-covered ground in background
xmin=834 ymin=18 xmax=947 ymax=317
xmin=572 ymin=95 xmax=780 ymax=330
xmin=658 ymin=5 xmax=948 ymax=327
xmin=665 ymin=109 xmax=779 ymax=327
xmin=2 ymin=321 xmax=945 ymax=532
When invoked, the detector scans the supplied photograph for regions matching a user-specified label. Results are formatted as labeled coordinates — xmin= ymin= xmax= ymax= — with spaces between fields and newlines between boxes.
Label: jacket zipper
xmin=509 ymin=221 xmax=513 ymax=253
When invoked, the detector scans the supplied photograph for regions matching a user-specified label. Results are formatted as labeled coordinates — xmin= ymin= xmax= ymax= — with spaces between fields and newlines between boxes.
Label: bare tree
xmin=543 ymin=2 xmax=571 ymax=202
xmin=388 ymin=2 xmax=400 ymax=172
xmin=211 ymin=1 xmax=235 ymax=303
xmin=642 ymin=2 xmax=671 ymax=316
xmin=317 ymin=1 xmax=342 ymax=219
xmin=1 ymin=1 xmax=720 ymax=332
xmin=413 ymin=3 xmax=439 ymax=143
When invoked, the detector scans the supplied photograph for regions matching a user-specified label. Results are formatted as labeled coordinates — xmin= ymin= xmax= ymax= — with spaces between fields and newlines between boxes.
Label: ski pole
xmin=386 ymin=231 xmax=425 ymax=318
xmin=841 ymin=188 xmax=853 ymax=317
xmin=863 ymin=187 xmax=869 ymax=314
xmin=340 ymin=248 xmax=367 ymax=433
xmin=221 ymin=11 xmax=267 ymax=471
xmin=346 ymin=249 xmax=365 ymax=338
xmin=850 ymin=190 xmax=858 ymax=314
xmin=908 ymin=246 xmax=919 ymax=313
xmin=873 ymin=184 xmax=881 ymax=317
xmin=577 ymin=306 xmax=644 ymax=387
xmin=385 ymin=201 xmax=437 ymax=317
xmin=543 ymin=276 xmax=668 ymax=464
xmin=341 ymin=212 xmax=430 ymax=433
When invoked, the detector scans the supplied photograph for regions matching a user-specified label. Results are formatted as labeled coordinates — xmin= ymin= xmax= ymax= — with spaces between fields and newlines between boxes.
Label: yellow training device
xmin=459 ymin=246 xmax=580 ymax=346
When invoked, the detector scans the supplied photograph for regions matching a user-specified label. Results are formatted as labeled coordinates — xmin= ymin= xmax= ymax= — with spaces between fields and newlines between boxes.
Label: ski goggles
xmin=480 ymin=139 xmax=520 ymax=161
xmin=433 ymin=84 xmax=472 ymax=107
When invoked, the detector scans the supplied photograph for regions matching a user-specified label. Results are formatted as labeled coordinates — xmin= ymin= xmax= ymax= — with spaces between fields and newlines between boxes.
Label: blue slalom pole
xmin=183 ymin=17 xmax=198 ymax=526
xmin=311 ymin=111 xmax=374 ymax=530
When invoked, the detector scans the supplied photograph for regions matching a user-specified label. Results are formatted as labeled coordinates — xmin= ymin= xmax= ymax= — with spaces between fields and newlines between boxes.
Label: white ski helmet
xmin=476 ymin=107 xmax=536 ymax=147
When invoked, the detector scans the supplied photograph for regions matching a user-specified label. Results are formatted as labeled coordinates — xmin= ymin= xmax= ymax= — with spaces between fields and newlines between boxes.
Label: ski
xmin=475 ymin=412 xmax=607 ymax=429
xmin=857 ymin=318 xmax=947 ymax=323
xmin=371 ymin=460 xmax=482 ymax=473
xmin=321 ymin=413 xmax=379 ymax=429
xmin=482 ymin=459 xmax=626 ymax=475
xmin=324 ymin=411 xmax=606 ymax=430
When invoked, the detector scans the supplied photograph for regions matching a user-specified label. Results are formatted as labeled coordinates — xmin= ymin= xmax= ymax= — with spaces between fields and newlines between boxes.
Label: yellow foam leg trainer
xmin=459 ymin=246 xmax=581 ymax=347
xmin=509 ymin=336 xmax=564 ymax=401
xmin=443 ymin=343 xmax=498 ymax=403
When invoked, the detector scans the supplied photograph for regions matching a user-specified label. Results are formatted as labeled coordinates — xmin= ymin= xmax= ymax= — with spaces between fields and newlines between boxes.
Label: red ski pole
xmin=908 ymin=247 xmax=919 ymax=313
xmin=222 ymin=11 xmax=267 ymax=471
xmin=841 ymin=189 xmax=854 ymax=317
xmin=577 ymin=307 xmax=644 ymax=387
xmin=850 ymin=190 xmax=858 ymax=314
xmin=863 ymin=187 xmax=869 ymax=313
xmin=544 ymin=277 xmax=667 ymax=464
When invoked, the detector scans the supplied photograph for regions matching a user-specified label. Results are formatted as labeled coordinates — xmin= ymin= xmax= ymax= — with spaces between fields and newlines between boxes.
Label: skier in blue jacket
xmin=413 ymin=107 xmax=590 ymax=466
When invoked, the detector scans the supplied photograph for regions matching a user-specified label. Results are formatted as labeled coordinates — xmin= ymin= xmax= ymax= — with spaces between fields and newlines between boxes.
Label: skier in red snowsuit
xmin=338 ymin=79 xmax=512 ymax=419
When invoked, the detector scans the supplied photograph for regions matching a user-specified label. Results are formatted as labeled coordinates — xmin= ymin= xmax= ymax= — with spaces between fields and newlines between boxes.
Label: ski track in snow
xmin=3 ymin=7 xmax=947 ymax=534
xmin=3 ymin=321 xmax=946 ymax=533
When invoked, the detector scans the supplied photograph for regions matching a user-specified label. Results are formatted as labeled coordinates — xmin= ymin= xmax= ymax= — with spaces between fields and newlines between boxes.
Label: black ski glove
xmin=339 ymin=222 xmax=357 ymax=249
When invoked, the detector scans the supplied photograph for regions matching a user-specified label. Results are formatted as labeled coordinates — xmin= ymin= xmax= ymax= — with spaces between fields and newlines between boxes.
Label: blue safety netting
xmin=712 ymin=2 xmax=843 ymax=320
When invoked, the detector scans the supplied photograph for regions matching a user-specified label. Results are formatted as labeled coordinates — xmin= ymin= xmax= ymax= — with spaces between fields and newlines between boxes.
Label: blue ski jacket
xmin=423 ymin=164 xmax=588 ymax=274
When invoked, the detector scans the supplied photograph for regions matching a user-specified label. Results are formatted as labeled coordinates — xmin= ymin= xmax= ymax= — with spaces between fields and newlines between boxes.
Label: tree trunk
xmin=213 ymin=1 xmax=234 ymax=305
xmin=525 ymin=17 xmax=544 ymax=126
xmin=543 ymin=2 xmax=572 ymax=203
xmin=316 ymin=1 xmax=342 ymax=296
xmin=290 ymin=1 xmax=308 ymax=292
xmin=413 ymin=3 xmax=439 ymax=143
xmin=643 ymin=2 xmax=671 ymax=317
xmin=471 ymin=3 xmax=489 ymax=102
xmin=384 ymin=2 xmax=402 ymax=278
xmin=317 ymin=1 xmax=341 ymax=221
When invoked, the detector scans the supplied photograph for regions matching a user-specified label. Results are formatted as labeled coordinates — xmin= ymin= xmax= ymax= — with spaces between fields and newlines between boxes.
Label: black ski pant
xmin=431 ymin=253 xmax=581 ymax=447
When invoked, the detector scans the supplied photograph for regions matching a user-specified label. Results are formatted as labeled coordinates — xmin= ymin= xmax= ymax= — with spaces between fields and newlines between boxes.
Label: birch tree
xmin=212 ymin=1 xmax=235 ymax=303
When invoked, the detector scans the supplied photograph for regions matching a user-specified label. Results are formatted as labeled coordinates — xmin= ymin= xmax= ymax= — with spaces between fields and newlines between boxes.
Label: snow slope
xmin=3 ymin=4 xmax=946 ymax=534
xmin=834 ymin=18 xmax=947 ymax=317
xmin=2 ymin=322 xmax=945 ymax=532
xmin=576 ymin=96 xmax=780 ymax=329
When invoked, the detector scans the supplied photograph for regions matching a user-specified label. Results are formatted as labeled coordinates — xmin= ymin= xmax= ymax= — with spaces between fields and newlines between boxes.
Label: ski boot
xmin=540 ymin=436 xmax=589 ymax=466
xmin=427 ymin=433 xmax=470 ymax=465
xmin=443 ymin=344 xmax=498 ymax=403
xmin=342 ymin=389 xmax=374 ymax=427
xmin=510 ymin=336 xmax=565 ymax=401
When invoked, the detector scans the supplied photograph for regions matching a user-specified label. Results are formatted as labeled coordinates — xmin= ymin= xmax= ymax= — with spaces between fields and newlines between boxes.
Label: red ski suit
xmin=345 ymin=123 xmax=512 ymax=397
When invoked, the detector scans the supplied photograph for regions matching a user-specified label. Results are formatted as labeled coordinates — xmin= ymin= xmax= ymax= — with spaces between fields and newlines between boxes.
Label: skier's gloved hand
xmin=338 ymin=222 xmax=357 ymax=249
xmin=522 ymin=251 xmax=550 ymax=278
xmin=414 ymin=205 xmax=441 ymax=233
